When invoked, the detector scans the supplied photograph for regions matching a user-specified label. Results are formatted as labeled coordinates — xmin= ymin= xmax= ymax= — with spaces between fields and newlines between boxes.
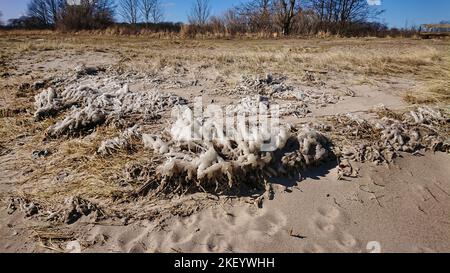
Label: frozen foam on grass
xmin=216 ymin=75 xmax=340 ymax=118
xmin=218 ymin=74 xmax=340 ymax=104
xmin=34 ymin=69 xmax=187 ymax=137
xmin=140 ymin=104 xmax=331 ymax=195
xmin=97 ymin=125 xmax=142 ymax=155
xmin=331 ymin=106 xmax=449 ymax=177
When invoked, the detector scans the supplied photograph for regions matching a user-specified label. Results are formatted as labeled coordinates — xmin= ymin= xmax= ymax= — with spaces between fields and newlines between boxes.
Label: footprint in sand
xmin=311 ymin=205 xmax=362 ymax=252
xmin=168 ymin=220 xmax=196 ymax=244
xmin=318 ymin=206 xmax=341 ymax=221
xmin=204 ymin=233 xmax=233 ymax=253
xmin=211 ymin=208 xmax=238 ymax=228
xmin=114 ymin=228 xmax=145 ymax=252
xmin=147 ymin=205 xmax=288 ymax=252
xmin=335 ymin=231 xmax=360 ymax=251
xmin=168 ymin=229 xmax=194 ymax=244
xmin=312 ymin=205 xmax=342 ymax=235
xmin=315 ymin=219 xmax=337 ymax=233
xmin=250 ymin=210 xmax=287 ymax=236
xmin=115 ymin=225 xmax=159 ymax=253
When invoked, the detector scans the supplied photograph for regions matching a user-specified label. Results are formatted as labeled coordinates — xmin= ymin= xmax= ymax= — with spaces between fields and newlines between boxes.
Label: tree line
xmin=0 ymin=0 xmax=420 ymax=37
xmin=205 ymin=0 xmax=385 ymax=36
xmin=5 ymin=0 xmax=116 ymax=30
xmin=2 ymin=0 xmax=164 ymax=30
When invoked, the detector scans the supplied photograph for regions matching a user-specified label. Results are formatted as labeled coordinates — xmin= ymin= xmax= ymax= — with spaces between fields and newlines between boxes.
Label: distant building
xmin=420 ymin=24 xmax=450 ymax=38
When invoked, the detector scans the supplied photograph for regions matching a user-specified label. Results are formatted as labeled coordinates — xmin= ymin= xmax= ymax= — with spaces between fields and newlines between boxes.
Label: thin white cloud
xmin=367 ymin=0 xmax=382 ymax=6
xmin=162 ymin=2 xmax=176 ymax=8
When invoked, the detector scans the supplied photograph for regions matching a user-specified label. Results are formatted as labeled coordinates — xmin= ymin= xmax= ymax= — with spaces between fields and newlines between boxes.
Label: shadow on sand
xmin=268 ymin=159 xmax=338 ymax=189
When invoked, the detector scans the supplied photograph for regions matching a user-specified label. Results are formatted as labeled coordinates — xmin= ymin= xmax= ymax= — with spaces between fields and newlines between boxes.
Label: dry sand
xmin=3 ymin=153 xmax=447 ymax=253
xmin=62 ymin=153 xmax=450 ymax=253
xmin=0 ymin=34 xmax=449 ymax=253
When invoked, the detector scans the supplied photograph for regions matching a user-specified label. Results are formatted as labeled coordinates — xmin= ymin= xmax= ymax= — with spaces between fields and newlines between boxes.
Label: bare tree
xmin=307 ymin=0 xmax=383 ymax=31
xmin=140 ymin=0 xmax=164 ymax=24
xmin=341 ymin=0 xmax=384 ymax=23
xmin=150 ymin=0 xmax=164 ymax=23
xmin=27 ymin=0 xmax=64 ymax=26
xmin=88 ymin=0 xmax=116 ymax=28
xmin=0 ymin=10 xmax=3 ymax=26
xmin=140 ymin=0 xmax=153 ymax=24
xmin=46 ymin=0 xmax=62 ymax=24
xmin=222 ymin=8 xmax=248 ymax=34
xmin=119 ymin=0 xmax=140 ymax=24
xmin=234 ymin=0 xmax=300 ymax=34
xmin=59 ymin=0 xmax=115 ymax=30
xmin=274 ymin=0 xmax=299 ymax=35
xmin=237 ymin=0 xmax=274 ymax=32
xmin=293 ymin=9 xmax=320 ymax=35
xmin=188 ymin=0 xmax=211 ymax=25
xmin=27 ymin=0 xmax=50 ymax=26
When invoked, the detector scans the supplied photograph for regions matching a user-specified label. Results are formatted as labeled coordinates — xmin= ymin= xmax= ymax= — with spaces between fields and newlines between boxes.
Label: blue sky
xmin=1 ymin=0 xmax=449 ymax=28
